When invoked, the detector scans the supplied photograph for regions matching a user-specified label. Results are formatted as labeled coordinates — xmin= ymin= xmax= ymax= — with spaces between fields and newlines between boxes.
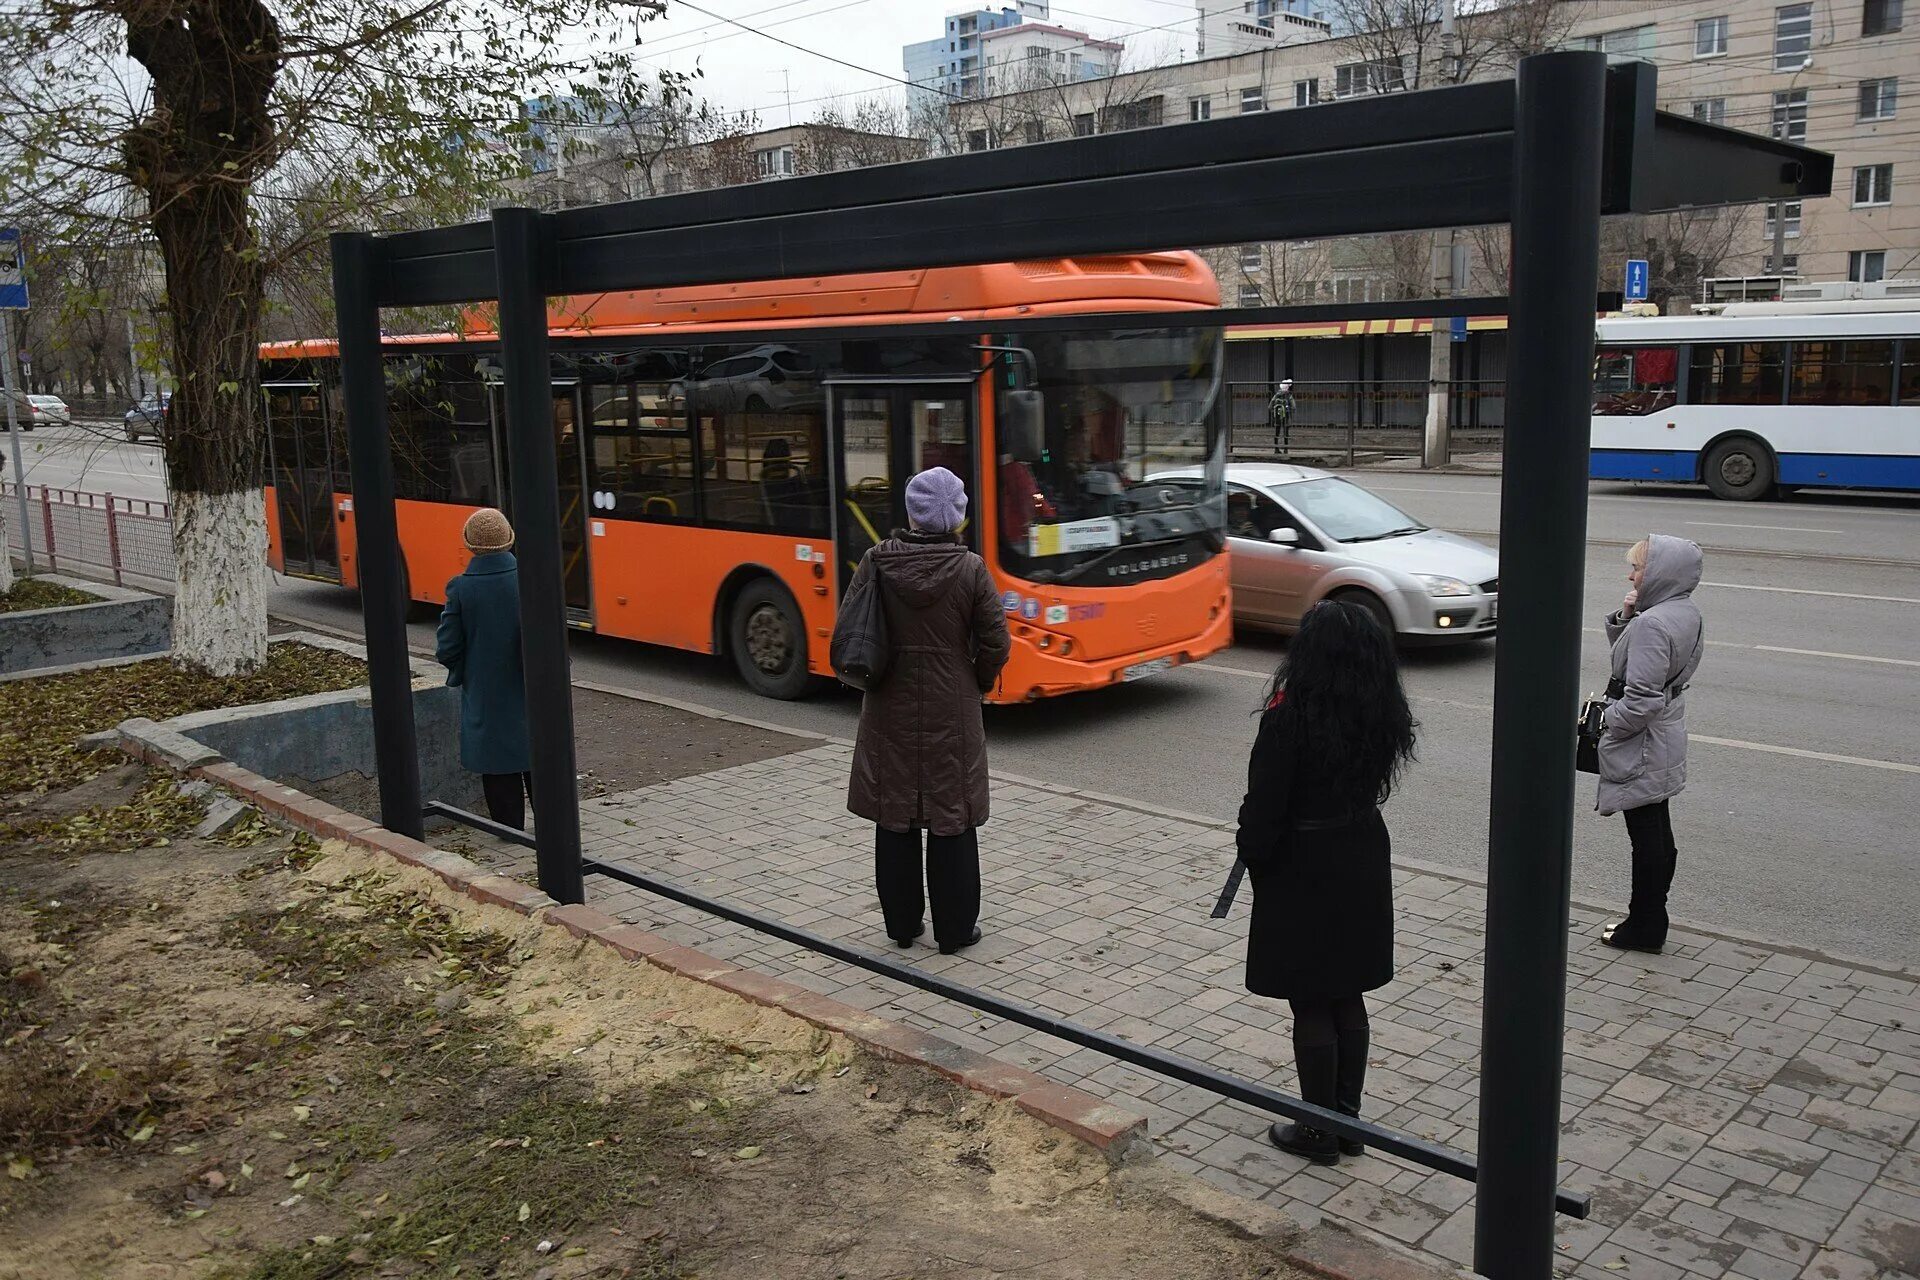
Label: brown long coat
xmin=844 ymin=534 xmax=1011 ymax=836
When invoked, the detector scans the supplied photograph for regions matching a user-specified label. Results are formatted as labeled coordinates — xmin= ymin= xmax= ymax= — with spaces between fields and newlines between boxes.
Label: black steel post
xmin=330 ymin=231 xmax=423 ymax=839
xmin=1474 ymin=49 xmax=1607 ymax=1279
xmin=490 ymin=207 xmax=585 ymax=906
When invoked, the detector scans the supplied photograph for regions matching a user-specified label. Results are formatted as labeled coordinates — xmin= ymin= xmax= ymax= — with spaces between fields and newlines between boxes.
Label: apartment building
xmin=945 ymin=0 xmax=1917 ymax=299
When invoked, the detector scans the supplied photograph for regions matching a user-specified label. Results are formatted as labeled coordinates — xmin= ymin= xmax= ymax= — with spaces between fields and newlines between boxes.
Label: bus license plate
xmin=1122 ymin=657 xmax=1175 ymax=683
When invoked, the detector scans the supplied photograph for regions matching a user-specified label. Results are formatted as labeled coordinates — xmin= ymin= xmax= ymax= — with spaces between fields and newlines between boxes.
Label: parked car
xmin=2 ymin=390 xmax=71 ymax=430
xmin=124 ymin=391 xmax=171 ymax=441
xmin=1149 ymin=463 xmax=1499 ymax=643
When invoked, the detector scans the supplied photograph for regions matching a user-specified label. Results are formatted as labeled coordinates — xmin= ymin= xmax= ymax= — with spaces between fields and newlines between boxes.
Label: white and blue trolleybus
xmin=1590 ymin=302 xmax=1920 ymax=500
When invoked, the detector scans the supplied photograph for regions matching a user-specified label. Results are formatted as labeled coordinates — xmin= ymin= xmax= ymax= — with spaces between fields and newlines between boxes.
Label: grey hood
xmin=1636 ymin=534 xmax=1703 ymax=610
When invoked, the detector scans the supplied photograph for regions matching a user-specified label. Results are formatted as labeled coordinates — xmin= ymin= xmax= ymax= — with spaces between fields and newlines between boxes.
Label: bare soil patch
xmin=0 ymin=778 xmax=1302 ymax=1279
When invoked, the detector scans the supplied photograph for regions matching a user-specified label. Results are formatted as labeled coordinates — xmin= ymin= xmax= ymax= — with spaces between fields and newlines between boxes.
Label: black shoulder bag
xmin=830 ymin=560 xmax=891 ymax=691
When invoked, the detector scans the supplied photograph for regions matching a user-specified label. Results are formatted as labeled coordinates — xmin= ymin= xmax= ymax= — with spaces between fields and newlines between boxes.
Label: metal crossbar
xmin=422 ymin=799 xmax=1589 ymax=1219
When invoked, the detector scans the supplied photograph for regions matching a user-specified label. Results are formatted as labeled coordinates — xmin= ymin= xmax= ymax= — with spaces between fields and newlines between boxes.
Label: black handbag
xmin=1576 ymin=676 xmax=1626 ymax=774
xmin=830 ymin=561 xmax=891 ymax=691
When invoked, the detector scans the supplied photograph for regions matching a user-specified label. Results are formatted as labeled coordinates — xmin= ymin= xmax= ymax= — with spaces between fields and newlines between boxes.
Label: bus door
xmin=487 ymin=380 xmax=593 ymax=622
xmin=827 ymin=379 xmax=976 ymax=591
xmin=264 ymin=382 xmax=340 ymax=580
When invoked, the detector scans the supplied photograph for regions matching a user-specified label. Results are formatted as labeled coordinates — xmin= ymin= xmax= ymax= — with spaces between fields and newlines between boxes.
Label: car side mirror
xmin=1268 ymin=527 xmax=1300 ymax=546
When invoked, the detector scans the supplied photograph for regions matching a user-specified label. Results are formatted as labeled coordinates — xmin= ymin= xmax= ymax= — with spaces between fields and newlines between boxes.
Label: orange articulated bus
xmin=259 ymin=252 xmax=1233 ymax=702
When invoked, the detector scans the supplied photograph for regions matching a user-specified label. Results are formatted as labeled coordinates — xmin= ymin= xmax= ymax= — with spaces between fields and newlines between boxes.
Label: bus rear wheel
xmin=1703 ymin=436 xmax=1773 ymax=501
xmin=729 ymin=578 xmax=813 ymax=700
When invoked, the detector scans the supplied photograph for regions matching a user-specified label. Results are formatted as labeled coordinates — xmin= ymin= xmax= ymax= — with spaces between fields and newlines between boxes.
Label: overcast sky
xmin=624 ymin=0 xmax=1207 ymax=123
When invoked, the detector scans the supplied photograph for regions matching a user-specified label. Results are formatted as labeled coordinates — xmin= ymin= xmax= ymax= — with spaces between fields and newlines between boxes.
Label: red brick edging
xmin=174 ymin=756 xmax=1150 ymax=1159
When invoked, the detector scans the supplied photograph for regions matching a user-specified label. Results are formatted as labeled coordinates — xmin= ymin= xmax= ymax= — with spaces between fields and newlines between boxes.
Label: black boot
xmin=1334 ymin=1028 xmax=1369 ymax=1157
xmin=1269 ymin=1040 xmax=1341 ymax=1165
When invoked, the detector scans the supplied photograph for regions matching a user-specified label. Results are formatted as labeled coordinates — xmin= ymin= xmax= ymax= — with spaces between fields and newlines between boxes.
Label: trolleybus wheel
xmin=1703 ymin=436 xmax=1773 ymax=502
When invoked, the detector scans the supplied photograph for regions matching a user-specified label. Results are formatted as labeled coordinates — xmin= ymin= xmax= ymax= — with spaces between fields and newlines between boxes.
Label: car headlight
xmin=1415 ymin=574 xmax=1473 ymax=597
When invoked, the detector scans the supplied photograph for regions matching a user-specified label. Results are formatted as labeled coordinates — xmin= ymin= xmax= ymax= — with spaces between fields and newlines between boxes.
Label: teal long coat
xmin=434 ymin=551 xmax=531 ymax=776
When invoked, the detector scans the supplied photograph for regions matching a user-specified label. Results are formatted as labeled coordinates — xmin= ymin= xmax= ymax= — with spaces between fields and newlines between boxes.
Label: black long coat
xmin=1235 ymin=703 xmax=1395 ymax=1000
xmin=844 ymin=533 xmax=1011 ymax=837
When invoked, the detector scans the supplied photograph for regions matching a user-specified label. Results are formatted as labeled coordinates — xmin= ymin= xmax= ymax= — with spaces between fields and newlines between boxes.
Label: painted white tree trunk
xmin=0 ymin=501 xmax=14 ymax=594
xmin=171 ymin=488 xmax=268 ymax=674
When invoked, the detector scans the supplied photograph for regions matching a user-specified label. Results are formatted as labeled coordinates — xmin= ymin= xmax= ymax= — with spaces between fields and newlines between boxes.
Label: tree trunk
xmin=125 ymin=0 xmax=281 ymax=675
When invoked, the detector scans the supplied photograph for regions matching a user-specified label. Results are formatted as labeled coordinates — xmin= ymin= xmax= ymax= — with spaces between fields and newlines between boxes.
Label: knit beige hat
xmin=463 ymin=508 xmax=515 ymax=553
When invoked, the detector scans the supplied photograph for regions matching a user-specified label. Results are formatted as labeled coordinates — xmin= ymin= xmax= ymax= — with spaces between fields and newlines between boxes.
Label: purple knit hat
xmin=905 ymin=466 xmax=968 ymax=533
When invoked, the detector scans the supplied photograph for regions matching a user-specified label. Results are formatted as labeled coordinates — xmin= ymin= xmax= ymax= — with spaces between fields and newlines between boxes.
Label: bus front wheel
xmin=729 ymin=578 xmax=813 ymax=700
xmin=1703 ymin=437 xmax=1773 ymax=501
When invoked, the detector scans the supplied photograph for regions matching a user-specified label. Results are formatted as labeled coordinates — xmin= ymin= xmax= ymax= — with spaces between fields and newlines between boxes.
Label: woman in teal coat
xmin=434 ymin=508 xmax=532 ymax=828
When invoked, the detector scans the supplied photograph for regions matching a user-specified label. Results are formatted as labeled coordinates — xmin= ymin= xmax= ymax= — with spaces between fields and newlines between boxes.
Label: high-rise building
xmin=905 ymin=3 xmax=1115 ymax=112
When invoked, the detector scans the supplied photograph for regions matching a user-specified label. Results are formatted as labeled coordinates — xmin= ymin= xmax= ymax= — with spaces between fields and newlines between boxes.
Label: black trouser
xmin=874 ymin=825 xmax=980 ymax=949
xmin=1288 ymin=994 xmax=1370 ymax=1135
xmin=481 ymin=772 xmax=533 ymax=831
xmin=1622 ymin=799 xmax=1678 ymax=941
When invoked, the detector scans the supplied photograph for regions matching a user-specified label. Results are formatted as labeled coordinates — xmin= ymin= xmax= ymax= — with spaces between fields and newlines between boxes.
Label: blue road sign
xmin=0 ymin=229 xmax=25 ymax=310
xmin=1624 ymin=258 xmax=1650 ymax=303
xmin=1449 ymin=314 xmax=1469 ymax=343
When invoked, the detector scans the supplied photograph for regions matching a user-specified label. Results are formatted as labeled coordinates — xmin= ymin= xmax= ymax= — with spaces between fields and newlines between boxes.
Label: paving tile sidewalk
xmin=458 ymin=738 xmax=1920 ymax=1279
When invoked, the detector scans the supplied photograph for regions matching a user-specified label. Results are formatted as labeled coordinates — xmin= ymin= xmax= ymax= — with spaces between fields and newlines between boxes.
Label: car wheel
xmin=1703 ymin=436 xmax=1773 ymax=501
xmin=1331 ymin=589 xmax=1396 ymax=642
xmin=729 ymin=577 xmax=813 ymax=700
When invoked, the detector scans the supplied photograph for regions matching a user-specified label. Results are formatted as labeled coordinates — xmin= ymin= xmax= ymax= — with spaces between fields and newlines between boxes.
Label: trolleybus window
xmin=1789 ymin=339 xmax=1896 ymax=405
xmin=1593 ymin=346 xmax=1678 ymax=415
xmin=1688 ymin=342 xmax=1787 ymax=405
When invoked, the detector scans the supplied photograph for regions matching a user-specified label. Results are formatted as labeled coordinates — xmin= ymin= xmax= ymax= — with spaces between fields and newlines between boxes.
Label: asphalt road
xmin=4 ymin=420 xmax=168 ymax=500
xmin=11 ymin=426 xmax=1915 ymax=964
xmin=242 ymin=473 xmax=1920 ymax=970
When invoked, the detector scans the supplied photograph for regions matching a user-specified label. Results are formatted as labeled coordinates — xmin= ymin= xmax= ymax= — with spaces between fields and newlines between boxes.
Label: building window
xmin=1853 ymin=164 xmax=1894 ymax=206
xmin=1763 ymin=200 xmax=1802 ymax=238
xmin=1695 ymin=15 xmax=1729 ymax=56
xmin=1241 ymin=86 xmax=1264 ymax=113
xmin=1692 ymin=98 xmax=1727 ymax=125
xmin=1189 ymin=96 xmax=1212 ymax=122
xmin=1849 ymin=250 xmax=1887 ymax=283
xmin=967 ymin=129 xmax=992 ymax=152
xmin=1294 ymin=78 xmax=1319 ymax=107
xmin=1764 ymin=252 xmax=1799 ymax=274
xmin=1240 ymin=245 xmax=1262 ymax=270
xmin=1334 ymin=59 xmax=1407 ymax=97
xmin=1860 ymin=78 xmax=1899 ymax=120
xmin=1072 ymin=112 xmax=1095 ymax=137
xmin=753 ymin=146 xmax=795 ymax=179
xmin=1774 ymin=3 xmax=1812 ymax=70
xmin=1864 ymin=0 xmax=1903 ymax=36
xmin=1585 ymin=24 xmax=1655 ymax=62
xmin=1023 ymin=119 xmax=1045 ymax=145
xmin=1771 ymin=89 xmax=1808 ymax=142
xmin=1238 ymin=285 xmax=1263 ymax=307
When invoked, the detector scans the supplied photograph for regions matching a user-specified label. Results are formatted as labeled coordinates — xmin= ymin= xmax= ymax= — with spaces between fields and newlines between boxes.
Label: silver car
xmin=1151 ymin=464 xmax=1499 ymax=642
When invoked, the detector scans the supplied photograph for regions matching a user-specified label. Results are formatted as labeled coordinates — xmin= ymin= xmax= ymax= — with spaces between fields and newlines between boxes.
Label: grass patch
xmin=0 ymin=642 xmax=366 ymax=797
xmin=0 ymin=577 xmax=99 ymax=613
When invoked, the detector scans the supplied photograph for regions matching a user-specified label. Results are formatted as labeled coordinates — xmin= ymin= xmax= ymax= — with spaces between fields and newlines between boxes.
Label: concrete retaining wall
xmin=0 ymin=575 xmax=171 ymax=675
xmin=101 ymin=631 xmax=482 ymax=821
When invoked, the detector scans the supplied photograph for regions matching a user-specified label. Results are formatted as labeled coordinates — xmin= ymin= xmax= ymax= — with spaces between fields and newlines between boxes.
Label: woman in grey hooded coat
xmin=1598 ymin=534 xmax=1705 ymax=953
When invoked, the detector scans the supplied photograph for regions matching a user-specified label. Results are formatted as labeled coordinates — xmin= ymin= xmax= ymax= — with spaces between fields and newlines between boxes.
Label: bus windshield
xmin=996 ymin=327 xmax=1224 ymax=585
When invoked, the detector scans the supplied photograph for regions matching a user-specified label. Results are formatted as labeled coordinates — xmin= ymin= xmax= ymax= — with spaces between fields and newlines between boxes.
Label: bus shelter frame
xmin=331 ymin=53 xmax=1829 ymax=1279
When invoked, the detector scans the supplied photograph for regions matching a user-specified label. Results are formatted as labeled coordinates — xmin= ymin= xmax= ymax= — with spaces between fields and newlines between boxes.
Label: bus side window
xmin=1790 ymin=340 xmax=1896 ymax=406
xmin=1689 ymin=342 xmax=1785 ymax=405
xmin=690 ymin=344 xmax=829 ymax=536
xmin=588 ymin=382 xmax=698 ymax=522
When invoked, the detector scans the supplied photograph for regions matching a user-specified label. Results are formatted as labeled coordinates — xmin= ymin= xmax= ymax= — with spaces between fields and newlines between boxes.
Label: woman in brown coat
xmin=843 ymin=467 xmax=1011 ymax=955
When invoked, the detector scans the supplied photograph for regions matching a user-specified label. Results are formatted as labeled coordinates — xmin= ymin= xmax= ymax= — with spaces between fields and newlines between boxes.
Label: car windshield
xmin=1278 ymin=478 xmax=1427 ymax=543
xmin=995 ymin=327 xmax=1225 ymax=586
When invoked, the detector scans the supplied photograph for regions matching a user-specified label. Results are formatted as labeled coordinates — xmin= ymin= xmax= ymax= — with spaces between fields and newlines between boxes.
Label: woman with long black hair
xmin=1236 ymin=600 xmax=1417 ymax=1165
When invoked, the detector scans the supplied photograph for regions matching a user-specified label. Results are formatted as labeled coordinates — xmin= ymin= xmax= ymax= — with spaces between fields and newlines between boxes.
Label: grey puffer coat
xmin=845 ymin=533 xmax=1011 ymax=836
xmin=1597 ymin=535 xmax=1705 ymax=816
